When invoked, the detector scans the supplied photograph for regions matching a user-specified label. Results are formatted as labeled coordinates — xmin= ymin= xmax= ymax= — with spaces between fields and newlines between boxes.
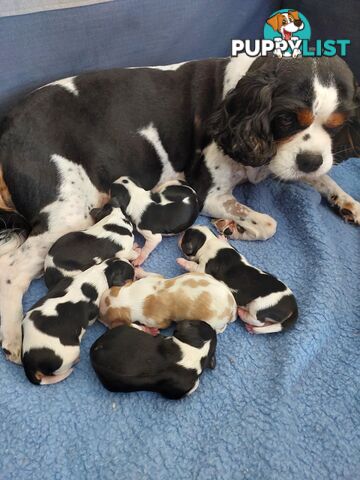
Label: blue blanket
xmin=1 ymin=160 xmax=359 ymax=480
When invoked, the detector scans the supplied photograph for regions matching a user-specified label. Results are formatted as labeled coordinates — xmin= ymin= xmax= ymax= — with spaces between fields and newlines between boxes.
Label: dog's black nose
xmin=294 ymin=19 xmax=303 ymax=27
xmin=296 ymin=153 xmax=323 ymax=173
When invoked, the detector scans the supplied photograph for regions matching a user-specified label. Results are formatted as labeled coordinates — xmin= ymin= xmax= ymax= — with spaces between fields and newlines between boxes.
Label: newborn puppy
xmin=178 ymin=226 xmax=298 ymax=334
xmin=90 ymin=320 xmax=217 ymax=399
xmin=100 ymin=270 xmax=237 ymax=333
xmin=110 ymin=177 xmax=199 ymax=265
xmin=44 ymin=201 xmax=138 ymax=289
xmin=22 ymin=258 xmax=135 ymax=385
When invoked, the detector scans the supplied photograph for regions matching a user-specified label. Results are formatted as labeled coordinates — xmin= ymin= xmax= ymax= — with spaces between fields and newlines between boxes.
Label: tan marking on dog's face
xmin=297 ymin=109 xmax=314 ymax=128
xmin=0 ymin=165 xmax=15 ymax=211
xmin=324 ymin=112 xmax=347 ymax=129
xmin=104 ymin=296 xmax=111 ymax=307
xmin=101 ymin=306 xmax=132 ymax=328
xmin=35 ymin=371 xmax=43 ymax=382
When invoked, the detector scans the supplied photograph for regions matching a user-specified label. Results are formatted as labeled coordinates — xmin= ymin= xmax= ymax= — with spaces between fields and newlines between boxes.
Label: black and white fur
xmin=111 ymin=177 xmax=199 ymax=265
xmin=44 ymin=201 xmax=137 ymax=289
xmin=22 ymin=258 xmax=135 ymax=385
xmin=0 ymin=55 xmax=358 ymax=361
xmin=178 ymin=226 xmax=298 ymax=334
xmin=90 ymin=320 xmax=217 ymax=399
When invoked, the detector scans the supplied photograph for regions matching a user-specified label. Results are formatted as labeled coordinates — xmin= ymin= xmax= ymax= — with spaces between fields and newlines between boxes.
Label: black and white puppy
xmin=44 ymin=202 xmax=137 ymax=289
xmin=90 ymin=320 xmax=217 ymax=399
xmin=178 ymin=226 xmax=298 ymax=334
xmin=22 ymin=258 xmax=135 ymax=385
xmin=111 ymin=177 xmax=199 ymax=265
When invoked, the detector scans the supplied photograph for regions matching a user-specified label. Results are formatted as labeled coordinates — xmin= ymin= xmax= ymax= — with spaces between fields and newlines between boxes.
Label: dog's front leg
xmin=304 ymin=174 xmax=360 ymax=225
xmin=176 ymin=258 xmax=202 ymax=272
xmin=0 ymin=231 xmax=62 ymax=363
xmin=203 ymin=193 xmax=277 ymax=240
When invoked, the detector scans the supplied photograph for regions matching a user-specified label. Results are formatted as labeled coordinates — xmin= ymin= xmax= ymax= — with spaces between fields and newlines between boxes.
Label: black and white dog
xmin=44 ymin=201 xmax=137 ymax=288
xmin=178 ymin=226 xmax=298 ymax=333
xmin=22 ymin=258 xmax=134 ymax=383
xmin=90 ymin=320 xmax=217 ymax=399
xmin=111 ymin=177 xmax=199 ymax=264
xmin=0 ymin=54 xmax=359 ymax=361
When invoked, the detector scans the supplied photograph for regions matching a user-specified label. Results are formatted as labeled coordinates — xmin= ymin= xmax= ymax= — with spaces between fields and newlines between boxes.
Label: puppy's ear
xmin=266 ymin=13 xmax=281 ymax=31
xmin=289 ymin=10 xmax=300 ymax=21
xmin=209 ymin=353 xmax=216 ymax=370
xmin=180 ymin=229 xmax=206 ymax=257
xmin=110 ymin=183 xmax=131 ymax=212
xmin=90 ymin=203 xmax=113 ymax=223
xmin=105 ymin=259 xmax=135 ymax=287
xmin=208 ymin=70 xmax=277 ymax=167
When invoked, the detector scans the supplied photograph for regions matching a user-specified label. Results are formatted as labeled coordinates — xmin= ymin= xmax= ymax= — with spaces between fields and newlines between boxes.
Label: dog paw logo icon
xmin=264 ymin=9 xmax=311 ymax=58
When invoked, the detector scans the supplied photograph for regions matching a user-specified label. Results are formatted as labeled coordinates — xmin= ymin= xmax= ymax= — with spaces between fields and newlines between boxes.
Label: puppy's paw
xmin=132 ymin=251 xmax=147 ymax=267
xmin=212 ymin=214 xmax=277 ymax=241
xmin=330 ymin=196 xmax=360 ymax=225
xmin=2 ymin=340 xmax=22 ymax=364
xmin=244 ymin=323 xmax=255 ymax=334
xmin=176 ymin=257 xmax=188 ymax=269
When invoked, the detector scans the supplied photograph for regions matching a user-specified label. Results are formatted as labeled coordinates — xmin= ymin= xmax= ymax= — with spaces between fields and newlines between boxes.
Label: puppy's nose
xmin=294 ymin=19 xmax=302 ymax=27
xmin=296 ymin=153 xmax=323 ymax=173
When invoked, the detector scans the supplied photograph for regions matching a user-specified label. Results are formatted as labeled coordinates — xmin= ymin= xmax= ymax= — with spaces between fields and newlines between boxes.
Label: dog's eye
xmin=272 ymin=112 xmax=300 ymax=141
xmin=282 ymin=19 xmax=287 ymax=25
xmin=277 ymin=113 xmax=295 ymax=128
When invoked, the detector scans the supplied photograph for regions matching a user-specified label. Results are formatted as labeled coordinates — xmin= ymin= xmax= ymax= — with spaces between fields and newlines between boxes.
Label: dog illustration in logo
xmin=267 ymin=10 xmax=304 ymax=58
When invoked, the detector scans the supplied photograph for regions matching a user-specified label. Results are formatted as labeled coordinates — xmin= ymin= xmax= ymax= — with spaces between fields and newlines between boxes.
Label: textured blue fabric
xmin=0 ymin=0 xmax=278 ymax=117
xmin=0 ymin=159 xmax=359 ymax=479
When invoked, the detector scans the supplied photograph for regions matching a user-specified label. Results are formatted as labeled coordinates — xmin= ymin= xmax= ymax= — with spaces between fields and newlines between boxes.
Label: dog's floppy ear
xmin=180 ymin=229 xmax=206 ymax=257
xmin=104 ymin=259 xmax=135 ymax=287
xmin=90 ymin=203 xmax=113 ymax=223
xmin=266 ymin=13 xmax=281 ymax=31
xmin=110 ymin=183 xmax=131 ymax=212
xmin=208 ymin=69 xmax=277 ymax=166
xmin=289 ymin=10 xmax=300 ymax=21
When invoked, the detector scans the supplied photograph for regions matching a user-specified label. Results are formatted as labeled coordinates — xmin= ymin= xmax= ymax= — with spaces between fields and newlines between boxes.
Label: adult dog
xmin=0 ymin=54 xmax=359 ymax=362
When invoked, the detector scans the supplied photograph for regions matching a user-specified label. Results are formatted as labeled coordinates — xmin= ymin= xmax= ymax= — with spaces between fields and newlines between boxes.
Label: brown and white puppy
xmin=100 ymin=271 xmax=237 ymax=333
xmin=177 ymin=226 xmax=298 ymax=334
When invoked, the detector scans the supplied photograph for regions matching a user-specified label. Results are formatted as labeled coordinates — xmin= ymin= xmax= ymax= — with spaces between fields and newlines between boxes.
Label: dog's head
xmin=267 ymin=10 xmax=304 ymax=40
xmin=104 ymin=258 xmax=135 ymax=288
xmin=22 ymin=347 xmax=77 ymax=385
xmin=173 ymin=320 xmax=217 ymax=369
xmin=179 ymin=226 xmax=215 ymax=260
xmin=209 ymin=55 xmax=359 ymax=181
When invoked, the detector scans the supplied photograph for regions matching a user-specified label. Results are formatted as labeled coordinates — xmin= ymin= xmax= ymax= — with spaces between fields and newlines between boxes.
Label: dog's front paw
xmin=330 ymin=195 xmax=360 ymax=225
xmin=2 ymin=339 xmax=22 ymax=364
xmin=212 ymin=213 xmax=277 ymax=241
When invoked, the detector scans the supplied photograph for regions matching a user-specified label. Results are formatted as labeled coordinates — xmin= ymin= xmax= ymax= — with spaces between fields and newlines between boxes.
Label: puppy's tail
xmin=0 ymin=209 xmax=30 ymax=257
